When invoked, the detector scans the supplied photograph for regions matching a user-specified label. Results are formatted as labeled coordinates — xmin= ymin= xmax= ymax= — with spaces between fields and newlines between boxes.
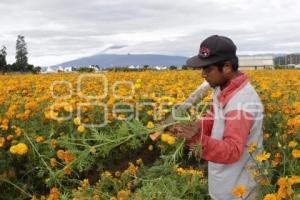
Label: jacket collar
xmin=217 ymin=72 xmax=249 ymax=108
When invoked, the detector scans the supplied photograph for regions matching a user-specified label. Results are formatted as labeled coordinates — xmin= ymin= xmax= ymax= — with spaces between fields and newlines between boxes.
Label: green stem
xmin=0 ymin=177 xmax=32 ymax=198
xmin=24 ymin=131 xmax=53 ymax=173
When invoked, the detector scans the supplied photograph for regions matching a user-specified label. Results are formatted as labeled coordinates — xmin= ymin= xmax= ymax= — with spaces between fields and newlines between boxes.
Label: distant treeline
xmin=0 ymin=35 xmax=41 ymax=74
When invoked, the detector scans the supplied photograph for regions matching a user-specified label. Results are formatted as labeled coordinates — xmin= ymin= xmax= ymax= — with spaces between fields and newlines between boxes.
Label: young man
xmin=172 ymin=35 xmax=264 ymax=200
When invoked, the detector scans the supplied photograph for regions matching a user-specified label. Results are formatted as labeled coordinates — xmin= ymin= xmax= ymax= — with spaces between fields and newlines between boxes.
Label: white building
xmin=238 ymin=56 xmax=274 ymax=69
xmin=63 ymin=66 xmax=73 ymax=72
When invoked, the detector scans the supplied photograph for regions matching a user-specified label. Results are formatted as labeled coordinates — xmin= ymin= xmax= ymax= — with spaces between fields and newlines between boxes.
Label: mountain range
xmin=53 ymin=54 xmax=188 ymax=68
xmin=51 ymin=53 xmax=300 ymax=69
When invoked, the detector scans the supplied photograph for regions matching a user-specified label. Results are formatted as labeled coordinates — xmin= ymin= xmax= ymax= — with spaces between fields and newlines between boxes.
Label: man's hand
xmin=167 ymin=123 xmax=200 ymax=140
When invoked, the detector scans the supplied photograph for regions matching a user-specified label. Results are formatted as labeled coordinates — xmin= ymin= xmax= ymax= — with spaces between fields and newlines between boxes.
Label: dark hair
xmin=215 ymin=56 xmax=239 ymax=72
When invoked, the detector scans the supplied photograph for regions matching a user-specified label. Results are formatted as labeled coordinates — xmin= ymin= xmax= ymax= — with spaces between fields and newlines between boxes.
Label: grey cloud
xmin=1 ymin=0 xmax=300 ymax=65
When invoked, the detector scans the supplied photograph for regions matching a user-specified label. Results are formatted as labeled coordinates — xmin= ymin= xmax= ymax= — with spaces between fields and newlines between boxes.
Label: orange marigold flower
xmin=292 ymin=149 xmax=300 ymax=158
xmin=50 ymin=139 xmax=57 ymax=148
xmin=35 ymin=136 xmax=44 ymax=143
xmin=288 ymin=176 xmax=300 ymax=185
xmin=6 ymin=134 xmax=14 ymax=141
xmin=48 ymin=187 xmax=59 ymax=200
xmin=263 ymin=194 xmax=277 ymax=200
xmin=63 ymin=166 xmax=72 ymax=175
xmin=231 ymin=185 xmax=247 ymax=198
xmin=56 ymin=150 xmax=65 ymax=160
xmin=56 ymin=150 xmax=74 ymax=163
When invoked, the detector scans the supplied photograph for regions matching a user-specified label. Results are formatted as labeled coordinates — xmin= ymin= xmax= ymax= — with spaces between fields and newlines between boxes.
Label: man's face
xmin=200 ymin=65 xmax=227 ymax=88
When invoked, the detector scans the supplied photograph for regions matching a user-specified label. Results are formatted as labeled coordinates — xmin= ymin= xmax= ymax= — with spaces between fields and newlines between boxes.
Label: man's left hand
xmin=168 ymin=123 xmax=200 ymax=140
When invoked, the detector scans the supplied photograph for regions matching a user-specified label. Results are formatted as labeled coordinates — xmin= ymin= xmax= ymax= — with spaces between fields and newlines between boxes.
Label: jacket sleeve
xmin=187 ymin=110 xmax=254 ymax=164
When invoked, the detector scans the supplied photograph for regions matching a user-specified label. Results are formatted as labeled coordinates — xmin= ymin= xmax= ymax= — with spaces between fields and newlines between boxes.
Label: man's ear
xmin=223 ymin=62 xmax=232 ymax=74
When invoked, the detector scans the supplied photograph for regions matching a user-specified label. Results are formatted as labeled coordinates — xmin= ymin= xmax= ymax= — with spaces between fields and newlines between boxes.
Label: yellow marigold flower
xmin=231 ymin=185 xmax=247 ymax=198
xmin=63 ymin=105 xmax=72 ymax=112
xmin=102 ymin=171 xmax=112 ymax=177
xmin=0 ymin=124 xmax=9 ymax=131
xmin=263 ymin=194 xmax=277 ymax=200
xmin=77 ymin=125 xmax=86 ymax=133
xmin=146 ymin=121 xmax=154 ymax=129
xmin=251 ymin=170 xmax=259 ymax=178
xmin=292 ymin=149 xmax=300 ymax=158
xmin=147 ymin=110 xmax=153 ymax=116
xmin=115 ymin=171 xmax=121 ymax=177
xmin=92 ymin=195 xmax=100 ymax=200
xmin=148 ymin=144 xmax=153 ymax=151
xmin=263 ymin=133 xmax=270 ymax=140
xmin=73 ymin=117 xmax=81 ymax=125
xmin=90 ymin=147 xmax=96 ymax=154
xmin=271 ymin=91 xmax=282 ymax=98
xmin=247 ymin=142 xmax=257 ymax=153
xmin=259 ymin=177 xmax=270 ymax=186
xmin=161 ymin=133 xmax=175 ymax=145
xmin=9 ymin=143 xmax=28 ymax=155
xmin=136 ymin=158 xmax=143 ymax=165
xmin=50 ymin=158 xmax=57 ymax=168
xmin=0 ymin=137 xmax=5 ymax=148
xmin=288 ymin=141 xmax=298 ymax=148
xmin=295 ymin=116 xmax=300 ymax=127
xmin=81 ymin=179 xmax=89 ymax=189
xmin=176 ymin=167 xmax=185 ymax=175
xmin=83 ymin=117 xmax=90 ymax=123
xmin=255 ymin=151 xmax=271 ymax=162
xmin=123 ymin=162 xmax=138 ymax=175
xmin=14 ymin=127 xmax=22 ymax=136
xmin=35 ymin=136 xmax=44 ymax=143
xmin=134 ymin=83 xmax=141 ymax=89
xmin=117 ymin=190 xmax=130 ymax=200
xmin=50 ymin=139 xmax=57 ymax=148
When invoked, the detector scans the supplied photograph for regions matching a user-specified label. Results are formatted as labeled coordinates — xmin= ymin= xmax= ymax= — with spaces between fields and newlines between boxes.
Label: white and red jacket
xmin=188 ymin=73 xmax=264 ymax=200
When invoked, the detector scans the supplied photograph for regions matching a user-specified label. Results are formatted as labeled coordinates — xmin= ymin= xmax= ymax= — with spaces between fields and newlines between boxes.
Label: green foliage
xmin=75 ymin=67 xmax=95 ymax=73
xmin=169 ymin=65 xmax=177 ymax=70
xmin=0 ymin=46 xmax=7 ymax=72
xmin=15 ymin=35 xmax=28 ymax=71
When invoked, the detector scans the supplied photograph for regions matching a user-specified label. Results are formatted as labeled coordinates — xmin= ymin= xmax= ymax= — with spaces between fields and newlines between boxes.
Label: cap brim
xmin=186 ymin=55 xmax=234 ymax=68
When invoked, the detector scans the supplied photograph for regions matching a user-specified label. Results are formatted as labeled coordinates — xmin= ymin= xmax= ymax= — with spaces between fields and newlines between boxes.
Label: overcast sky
xmin=1 ymin=0 xmax=300 ymax=66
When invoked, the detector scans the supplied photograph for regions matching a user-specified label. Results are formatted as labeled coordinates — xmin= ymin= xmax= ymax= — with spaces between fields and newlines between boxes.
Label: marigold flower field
xmin=0 ymin=70 xmax=300 ymax=200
